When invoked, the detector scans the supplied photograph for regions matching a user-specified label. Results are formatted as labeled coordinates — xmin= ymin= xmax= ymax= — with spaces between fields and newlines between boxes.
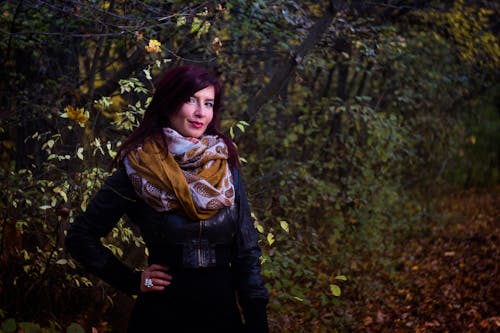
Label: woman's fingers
xmin=150 ymin=270 xmax=173 ymax=282
xmin=148 ymin=264 xmax=172 ymax=282
xmin=140 ymin=264 xmax=173 ymax=292
xmin=149 ymin=264 xmax=169 ymax=272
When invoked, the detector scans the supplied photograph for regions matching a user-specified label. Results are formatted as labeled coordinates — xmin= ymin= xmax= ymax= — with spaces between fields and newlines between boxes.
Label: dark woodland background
xmin=0 ymin=1 xmax=499 ymax=332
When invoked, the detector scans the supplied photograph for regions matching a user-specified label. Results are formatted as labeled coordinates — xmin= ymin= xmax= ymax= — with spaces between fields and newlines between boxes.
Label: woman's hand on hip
xmin=140 ymin=264 xmax=172 ymax=292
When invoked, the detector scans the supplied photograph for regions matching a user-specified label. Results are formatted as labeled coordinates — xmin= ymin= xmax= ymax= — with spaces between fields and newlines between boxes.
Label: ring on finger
xmin=144 ymin=277 xmax=154 ymax=288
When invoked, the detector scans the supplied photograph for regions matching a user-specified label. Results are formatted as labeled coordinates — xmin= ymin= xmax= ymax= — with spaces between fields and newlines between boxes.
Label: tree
xmin=0 ymin=0 xmax=498 ymax=331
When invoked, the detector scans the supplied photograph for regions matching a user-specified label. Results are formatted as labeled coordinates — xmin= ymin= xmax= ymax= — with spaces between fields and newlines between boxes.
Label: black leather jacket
xmin=65 ymin=166 xmax=269 ymax=330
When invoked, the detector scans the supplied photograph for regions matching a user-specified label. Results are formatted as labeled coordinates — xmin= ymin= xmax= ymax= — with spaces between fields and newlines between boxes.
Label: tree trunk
xmin=243 ymin=0 xmax=342 ymax=122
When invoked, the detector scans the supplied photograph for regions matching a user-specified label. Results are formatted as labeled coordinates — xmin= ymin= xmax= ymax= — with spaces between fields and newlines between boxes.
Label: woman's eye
xmin=187 ymin=97 xmax=196 ymax=103
xmin=205 ymin=102 xmax=214 ymax=108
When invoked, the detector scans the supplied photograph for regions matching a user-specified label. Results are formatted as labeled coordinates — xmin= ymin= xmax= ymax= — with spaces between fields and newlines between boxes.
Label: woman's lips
xmin=190 ymin=121 xmax=203 ymax=128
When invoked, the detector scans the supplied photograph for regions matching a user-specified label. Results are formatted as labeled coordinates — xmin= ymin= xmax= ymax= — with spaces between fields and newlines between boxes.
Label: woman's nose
xmin=193 ymin=103 xmax=208 ymax=117
xmin=193 ymin=103 xmax=202 ymax=115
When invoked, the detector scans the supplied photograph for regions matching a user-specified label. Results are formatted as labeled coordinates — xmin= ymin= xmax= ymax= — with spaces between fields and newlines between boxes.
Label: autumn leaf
xmin=267 ymin=232 xmax=275 ymax=246
xmin=330 ymin=284 xmax=341 ymax=297
xmin=212 ymin=37 xmax=222 ymax=55
xmin=145 ymin=39 xmax=161 ymax=53
xmin=63 ymin=105 xmax=89 ymax=127
xmin=280 ymin=220 xmax=289 ymax=233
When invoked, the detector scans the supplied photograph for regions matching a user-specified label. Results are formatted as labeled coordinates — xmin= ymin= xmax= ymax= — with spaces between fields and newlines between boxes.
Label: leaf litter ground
xmin=344 ymin=186 xmax=499 ymax=332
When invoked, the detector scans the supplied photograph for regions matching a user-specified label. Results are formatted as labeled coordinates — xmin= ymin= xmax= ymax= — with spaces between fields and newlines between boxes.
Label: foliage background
xmin=0 ymin=0 xmax=498 ymax=332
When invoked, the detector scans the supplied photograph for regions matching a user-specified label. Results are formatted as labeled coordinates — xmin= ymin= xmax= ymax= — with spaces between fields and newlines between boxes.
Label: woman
xmin=65 ymin=65 xmax=269 ymax=333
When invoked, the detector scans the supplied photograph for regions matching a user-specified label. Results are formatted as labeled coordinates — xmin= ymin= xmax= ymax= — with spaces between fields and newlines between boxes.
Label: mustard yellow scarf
xmin=123 ymin=128 xmax=234 ymax=220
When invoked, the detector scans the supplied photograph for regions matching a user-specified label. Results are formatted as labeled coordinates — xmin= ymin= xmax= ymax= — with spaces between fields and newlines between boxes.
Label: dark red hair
xmin=115 ymin=65 xmax=240 ymax=168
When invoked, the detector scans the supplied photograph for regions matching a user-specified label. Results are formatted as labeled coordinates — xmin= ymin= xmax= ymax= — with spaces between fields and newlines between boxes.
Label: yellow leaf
xmin=145 ymin=39 xmax=162 ymax=53
xmin=64 ymin=105 xmax=88 ymax=126
xmin=53 ymin=187 xmax=68 ymax=202
xmin=76 ymin=111 xmax=89 ymax=127
xmin=330 ymin=284 xmax=341 ymax=296
xmin=267 ymin=232 xmax=275 ymax=246
xmin=64 ymin=105 xmax=82 ymax=120
xmin=60 ymin=191 xmax=68 ymax=202
xmin=280 ymin=220 xmax=289 ymax=233
xmin=254 ymin=221 xmax=264 ymax=234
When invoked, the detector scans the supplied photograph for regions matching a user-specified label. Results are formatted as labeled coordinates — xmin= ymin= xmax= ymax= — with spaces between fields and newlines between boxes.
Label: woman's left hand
xmin=140 ymin=264 xmax=172 ymax=292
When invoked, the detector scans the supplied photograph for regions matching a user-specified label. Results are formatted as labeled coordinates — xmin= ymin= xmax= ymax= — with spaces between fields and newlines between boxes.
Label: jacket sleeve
xmin=232 ymin=169 xmax=270 ymax=333
xmin=65 ymin=167 xmax=142 ymax=295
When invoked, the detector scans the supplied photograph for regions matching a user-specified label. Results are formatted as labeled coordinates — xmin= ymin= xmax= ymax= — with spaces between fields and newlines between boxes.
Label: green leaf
xmin=176 ymin=16 xmax=186 ymax=27
xmin=77 ymin=147 xmax=84 ymax=160
xmin=236 ymin=123 xmax=246 ymax=132
xmin=335 ymin=275 xmax=348 ymax=281
xmin=143 ymin=68 xmax=152 ymax=80
xmin=197 ymin=21 xmax=211 ymax=38
xmin=18 ymin=322 xmax=41 ymax=333
xmin=190 ymin=17 xmax=202 ymax=34
xmin=330 ymin=284 xmax=341 ymax=296
xmin=66 ymin=323 xmax=85 ymax=333
xmin=1 ymin=318 xmax=16 ymax=333
xmin=54 ymin=188 xmax=67 ymax=202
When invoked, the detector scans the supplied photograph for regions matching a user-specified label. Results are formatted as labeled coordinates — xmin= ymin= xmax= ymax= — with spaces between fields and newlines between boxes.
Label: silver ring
xmin=144 ymin=278 xmax=154 ymax=288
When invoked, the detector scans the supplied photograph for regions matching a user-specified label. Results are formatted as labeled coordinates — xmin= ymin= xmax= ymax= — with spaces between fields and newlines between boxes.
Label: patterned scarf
xmin=123 ymin=128 xmax=235 ymax=220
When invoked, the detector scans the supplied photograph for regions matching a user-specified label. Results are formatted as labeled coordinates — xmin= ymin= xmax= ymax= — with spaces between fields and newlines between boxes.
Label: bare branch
xmin=244 ymin=1 xmax=342 ymax=121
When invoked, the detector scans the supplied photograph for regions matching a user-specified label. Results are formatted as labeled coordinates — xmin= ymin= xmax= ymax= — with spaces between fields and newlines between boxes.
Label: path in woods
xmin=346 ymin=186 xmax=500 ymax=332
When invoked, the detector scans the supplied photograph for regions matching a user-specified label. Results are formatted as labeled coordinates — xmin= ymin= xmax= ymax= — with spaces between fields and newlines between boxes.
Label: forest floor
xmin=345 ymin=185 xmax=500 ymax=332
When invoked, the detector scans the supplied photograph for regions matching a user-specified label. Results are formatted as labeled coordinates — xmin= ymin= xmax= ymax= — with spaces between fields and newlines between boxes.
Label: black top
xmin=65 ymin=167 xmax=269 ymax=333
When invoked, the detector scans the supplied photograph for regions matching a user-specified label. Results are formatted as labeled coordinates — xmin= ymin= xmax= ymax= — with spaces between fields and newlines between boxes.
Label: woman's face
xmin=168 ymin=85 xmax=215 ymax=139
